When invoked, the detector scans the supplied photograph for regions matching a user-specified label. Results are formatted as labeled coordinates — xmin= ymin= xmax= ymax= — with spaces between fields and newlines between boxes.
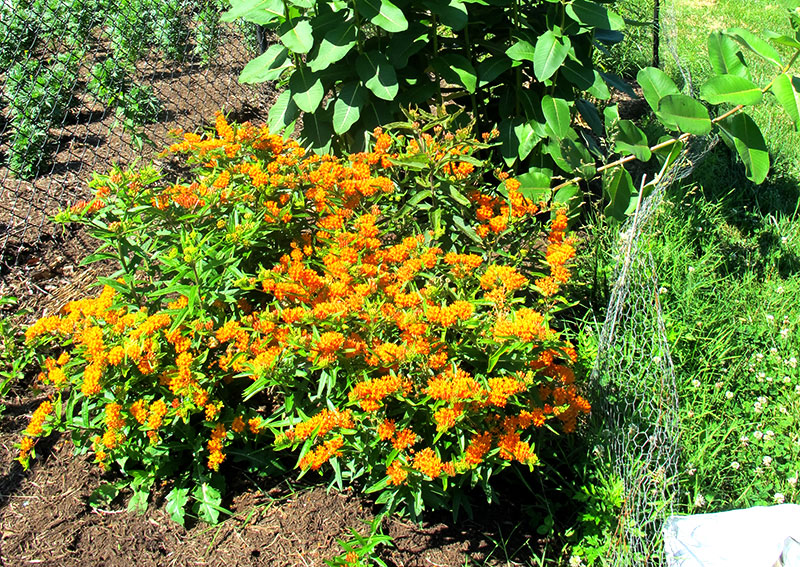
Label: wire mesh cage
xmin=0 ymin=0 xmax=277 ymax=265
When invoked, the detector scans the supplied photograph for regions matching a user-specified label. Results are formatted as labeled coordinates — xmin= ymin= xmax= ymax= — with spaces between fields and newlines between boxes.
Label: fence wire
xmin=0 ymin=0 xmax=274 ymax=265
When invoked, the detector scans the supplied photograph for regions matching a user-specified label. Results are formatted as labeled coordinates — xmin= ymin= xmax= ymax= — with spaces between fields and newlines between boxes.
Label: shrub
xmin=20 ymin=113 xmax=589 ymax=523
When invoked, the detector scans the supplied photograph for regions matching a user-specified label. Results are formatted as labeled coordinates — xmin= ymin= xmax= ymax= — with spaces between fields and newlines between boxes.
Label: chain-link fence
xmin=0 ymin=0 xmax=276 ymax=265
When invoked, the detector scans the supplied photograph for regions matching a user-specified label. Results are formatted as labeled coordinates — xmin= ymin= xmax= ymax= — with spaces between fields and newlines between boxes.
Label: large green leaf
xmin=764 ymin=30 xmax=800 ymax=50
xmin=332 ymin=82 xmax=367 ymax=134
xmin=192 ymin=483 xmax=222 ymax=525
xmin=566 ymin=0 xmax=624 ymax=30
xmin=587 ymin=70 xmax=611 ymax=100
xmin=431 ymin=54 xmax=477 ymax=93
xmin=700 ymin=74 xmax=762 ymax=106
xmin=707 ymin=31 xmax=750 ymax=78
xmin=614 ymin=119 xmax=652 ymax=162
xmin=424 ymin=0 xmax=468 ymax=30
xmin=477 ymin=56 xmax=512 ymax=87
xmin=515 ymin=168 xmax=552 ymax=202
xmin=221 ymin=0 xmax=284 ymax=24
xmin=637 ymin=67 xmax=679 ymax=113
xmin=499 ymin=118 xmax=521 ymax=166
xmin=387 ymin=27 xmax=429 ymax=69
xmin=165 ymin=487 xmax=189 ymax=527
xmin=771 ymin=74 xmax=800 ymax=129
xmin=356 ymin=51 xmax=398 ymax=100
xmin=514 ymin=120 xmax=540 ymax=160
xmin=354 ymin=0 xmax=408 ymax=32
xmin=541 ymin=95 xmax=571 ymax=139
xmin=657 ymin=94 xmax=712 ymax=135
xmin=239 ymin=44 xmax=291 ymax=83
xmin=533 ymin=31 xmax=570 ymax=82
xmin=302 ymin=111 xmax=334 ymax=154
xmin=289 ymin=68 xmax=324 ymax=112
xmin=726 ymin=27 xmax=783 ymax=68
xmin=506 ymin=38 xmax=536 ymax=62
xmin=268 ymin=89 xmax=299 ymax=133
xmin=278 ymin=19 xmax=314 ymax=54
xmin=717 ymin=113 xmax=769 ymax=184
xmin=603 ymin=166 xmax=635 ymax=221
xmin=309 ymin=20 xmax=357 ymax=72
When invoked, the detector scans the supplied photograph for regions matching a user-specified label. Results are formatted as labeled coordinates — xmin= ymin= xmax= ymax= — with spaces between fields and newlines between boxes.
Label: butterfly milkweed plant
xmin=19 ymin=110 xmax=590 ymax=524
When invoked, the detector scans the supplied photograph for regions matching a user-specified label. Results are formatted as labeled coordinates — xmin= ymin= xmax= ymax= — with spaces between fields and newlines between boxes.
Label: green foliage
xmin=155 ymin=0 xmax=194 ymax=62
xmin=0 ymin=298 xmax=35 ymax=417
xmin=194 ymin=0 xmax=226 ymax=64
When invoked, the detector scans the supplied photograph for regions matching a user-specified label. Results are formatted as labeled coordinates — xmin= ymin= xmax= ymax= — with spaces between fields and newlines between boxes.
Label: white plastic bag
xmin=664 ymin=504 xmax=800 ymax=567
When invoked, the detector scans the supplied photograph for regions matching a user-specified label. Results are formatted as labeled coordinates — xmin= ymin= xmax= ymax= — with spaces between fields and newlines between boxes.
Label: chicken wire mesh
xmin=0 ymin=0 xmax=275 ymax=265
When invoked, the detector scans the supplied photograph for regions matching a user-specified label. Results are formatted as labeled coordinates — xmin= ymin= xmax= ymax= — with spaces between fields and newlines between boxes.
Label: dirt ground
xmin=0 ymin=385 xmax=554 ymax=567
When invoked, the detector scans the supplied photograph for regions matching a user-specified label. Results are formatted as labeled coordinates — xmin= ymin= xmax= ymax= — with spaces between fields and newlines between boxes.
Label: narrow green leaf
xmin=354 ymin=0 xmax=409 ymax=32
xmin=332 ymin=82 xmax=367 ymax=135
xmin=239 ymin=45 xmax=291 ymax=83
xmin=764 ymin=30 xmax=800 ymax=50
xmin=637 ymin=67 xmax=679 ymax=113
xmin=278 ymin=19 xmax=314 ymax=54
xmin=533 ymin=31 xmax=570 ymax=82
xmin=657 ymin=94 xmax=712 ymax=135
xmin=700 ymin=74 xmax=762 ymax=106
xmin=614 ymin=119 xmax=652 ymax=162
xmin=356 ymin=51 xmax=399 ymax=100
xmin=708 ymin=31 xmax=750 ymax=78
xmin=541 ymin=95 xmax=571 ymax=139
xmin=717 ymin=113 xmax=770 ymax=184
xmin=576 ymin=99 xmax=603 ymax=135
xmin=599 ymin=71 xmax=636 ymax=98
xmin=771 ymin=74 xmax=800 ymax=129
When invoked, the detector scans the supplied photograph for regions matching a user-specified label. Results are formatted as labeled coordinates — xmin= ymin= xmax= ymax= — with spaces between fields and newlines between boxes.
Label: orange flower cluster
xmin=349 ymin=374 xmax=412 ymax=411
xmin=299 ymin=436 xmax=344 ymax=470
xmin=535 ymin=209 xmax=576 ymax=297
xmin=289 ymin=409 xmax=354 ymax=442
xmin=470 ymin=178 xmax=539 ymax=238
xmin=207 ymin=422 xmax=227 ymax=471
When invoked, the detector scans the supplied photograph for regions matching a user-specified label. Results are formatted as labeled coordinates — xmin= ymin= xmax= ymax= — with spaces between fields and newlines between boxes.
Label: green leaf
xmin=700 ymin=74 xmax=762 ymax=106
xmin=506 ymin=38 xmax=536 ymax=62
xmin=587 ymin=70 xmax=611 ymax=100
xmin=354 ymin=0 xmax=409 ymax=32
xmin=657 ymin=94 xmax=712 ymax=135
xmin=771 ymin=74 xmax=800 ymax=129
xmin=268 ymin=89 xmax=299 ymax=133
xmin=708 ymin=31 xmax=750 ymax=78
xmin=533 ymin=31 xmax=570 ymax=82
xmin=637 ymin=67 xmax=679 ymax=113
xmin=717 ymin=113 xmax=769 ymax=184
xmin=764 ymin=30 xmax=800 ymax=50
xmin=278 ymin=19 xmax=314 ymax=54
xmin=726 ymin=27 xmax=783 ymax=68
xmin=541 ymin=95 xmax=571 ymax=139
xmin=289 ymin=68 xmax=324 ymax=113
xmin=166 ymin=487 xmax=189 ymax=527
xmin=127 ymin=488 xmax=149 ymax=514
xmin=566 ymin=0 xmax=624 ymax=30
xmin=477 ymin=56 xmax=512 ymax=87
xmin=614 ymin=119 xmax=651 ymax=162
xmin=603 ymin=166 xmax=635 ymax=221
xmin=515 ymin=168 xmax=552 ymax=202
xmin=356 ymin=51 xmax=399 ymax=100
xmin=89 ymin=483 xmax=120 ymax=508
xmin=599 ymin=71 xmax=636 ymax=98
xmin=333 ymin=82 xmax=367 ymax=135
xmin=514 ymin=120 xmax=540 ymax=160
xmin=192 ymin=482 xmax=223 ymax=524
xmin=387 ymin=27 xmax=429 ymax=69
xmin=424 ymin=0 xmax=468 ymax=30
xmin=431 ymin=54 xmax=477 ymax=93
xmin=302 ymin=111 xmax=334 ymax=154
xmin=499 ymin=118 xmax=521 ymax=166
xmin=575 ymin=99 xmax=603 ymax=135
xmin=309 ymin=22 xmax=357 ymax=72
xmin=239 ymin=44 xmax=291 ymax=83
xmin=221 ymin=0 xmax=284 ymax=24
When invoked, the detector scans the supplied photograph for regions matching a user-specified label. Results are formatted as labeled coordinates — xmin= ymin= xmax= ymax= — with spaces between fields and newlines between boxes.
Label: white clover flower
xmin=789 ymin=357 xmax=798 ymax=369
xmin=687 ymin=410 xmax=695 ymax=418
xmin=694 ymin=494 xmax=706 ymax=508
xmin=731 ymin=461 xmax=741 ymax=470
xmin=770 ymin=347 xmax=778 ymax=354
xmin=765 ymin=430 xmax=775 ymax=440
xmin=777 ymin=285 xmax=785 ymax=293
xmin=767 ymin=314 xmax=775 ymax=322
xmin=687 ymin=464 xmax=696 ymax=476
xmin=692 ymin=379 xmax=701 ymax=388
xmin=775 ymin=493 xmax=786 ymax=504
xmin=754 ymin=401 xmax=764 ymax=413
xmin=766 ymin=376 xmax=774 ymax=383
xmin=714 ymin=381 xmax=724 ymax=389
xmin=740 ymin=435 xmax=749 ymax=446
xmin=756 ymin=353 xmax=765 ymax=361
xmin=726 ymin=391 xmax=734 ymax=399
xmin=688 ymin=266 xmax=695 ymax=273
xmin=784 ymin=376 xmax=791 ymax=385
xmin=789 ymin=476 xmax=798 ymax=487
xmin=753 ymin=430 xmax=764 ymax=441
xmin=763 ymin=456 xmax=773 ymax=467
xmin=781 ymin=328 xmax=790 ymax=339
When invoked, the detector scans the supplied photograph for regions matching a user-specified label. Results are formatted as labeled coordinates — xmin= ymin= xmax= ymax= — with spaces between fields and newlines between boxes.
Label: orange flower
xmin=386 ymin=460 xmax=408 ymax=485
xmin=392 ymin=428 xmax=417 ymax=450
xmin=24 ymin=400 xmax=54 ymax=436
xmin=412 ymin=447 xmax=443 ymax=479
xmin=377 ymin=419 xmax=396 ymax=441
